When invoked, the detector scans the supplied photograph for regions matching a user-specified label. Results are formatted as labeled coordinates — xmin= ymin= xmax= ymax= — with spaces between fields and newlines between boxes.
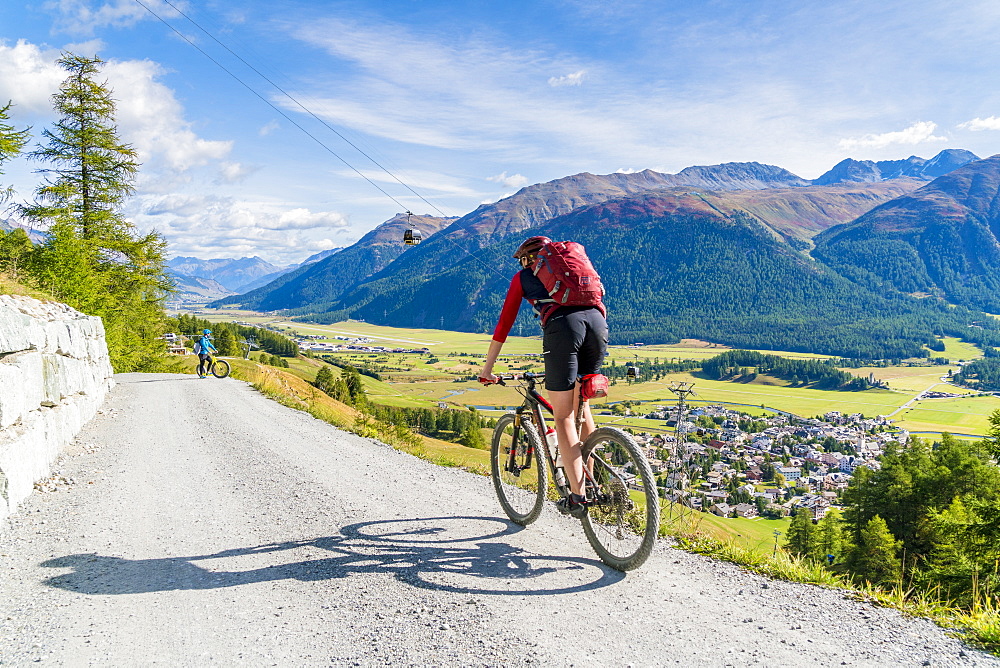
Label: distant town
xmin=628 ymin=403 xmax=900 ymax=522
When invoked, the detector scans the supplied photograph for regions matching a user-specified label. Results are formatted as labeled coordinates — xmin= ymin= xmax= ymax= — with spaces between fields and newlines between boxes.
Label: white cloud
xmin=62 ymin=38 xmax=106 ymax=56
xmin=259 ymin=119 xmax=280 ymax=136
xmin=130 ymin=194 xmax=350 ymax=263
xmin=287 ymin=20 xmax=629 ymax=155
xmin=271 ymin=208 xmax=349 ymax=231
xmin=215 ymin=162 xmax=259 ymax=184
xmin=487 ymin=172 xmax=529 ymax=189
xmin=0 ymin=40 xmax=66 ymax=114
xmin=0 ymin=40 xmax=231 ymax=183
xmin=837 ymin=121 xmax=947 ymax=150
xmin=548 ymin=70 xmax=586 ymax=87
xmin=43 ymin=0 xmax=185 ymax=35
xmin=958 ymin=116 xmax=1000 ymax=131
xmin=103 ymin=59 xmax=232 ymax=172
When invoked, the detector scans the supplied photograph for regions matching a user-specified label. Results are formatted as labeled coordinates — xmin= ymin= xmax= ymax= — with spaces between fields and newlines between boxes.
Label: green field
xmin=684 ymin=513 xmax=793 ymax=555
xmin=935 ymin=336 xmax=984 ymax=362
xmin=895 ymin=394 xmax=1000 ymax=437
xmin=621 ymin=371 xmax=908 ymax=417
xmin=186 ymin=313 xmax=998 ymax=438
xmin=847 ymin=365 xmax=973 ymax=394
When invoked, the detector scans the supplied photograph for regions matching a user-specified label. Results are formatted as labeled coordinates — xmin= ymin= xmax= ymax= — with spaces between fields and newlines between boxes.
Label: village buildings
xmin=629 ymin=403 xmax=901 ymax=520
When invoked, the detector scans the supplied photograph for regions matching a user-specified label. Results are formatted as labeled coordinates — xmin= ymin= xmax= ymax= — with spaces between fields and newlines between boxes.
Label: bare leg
xmin=548 ymin=384 xmax=597 ymax=496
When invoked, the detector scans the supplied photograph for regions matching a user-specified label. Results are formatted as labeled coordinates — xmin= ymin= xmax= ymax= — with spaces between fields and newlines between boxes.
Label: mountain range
xmin=208 ymin=149 xmax=1000 ymax=358
xmin=814 ymin=154 xmax=1000 ymax=314
xmin=0 ymin=219 xmax=47 ymax=244
xmin=168 ymin=247 xmax=341 ymax=300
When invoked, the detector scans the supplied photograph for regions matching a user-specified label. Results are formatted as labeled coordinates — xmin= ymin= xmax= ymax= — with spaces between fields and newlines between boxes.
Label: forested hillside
xmin=213 ymin=213 xmax=453 ymax=312
xmin=211 ymin=154 xmax=1000 ymax=360
xmin=311 ymin=190 xmax=1000 ymax=358
xmin=814 ymin=154 xmax=1000 ymax=313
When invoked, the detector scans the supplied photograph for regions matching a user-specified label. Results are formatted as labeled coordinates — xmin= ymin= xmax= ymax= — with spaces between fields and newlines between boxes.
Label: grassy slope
xmin=937 ymin=336 xmax=984 ymax=361
xmin=0 ymin=273 xmax=54 ymax=300
xmin=681 ymin=512 xmax=792 ymax=555
xmin=220 ymin=357 xmax=492 ymax=471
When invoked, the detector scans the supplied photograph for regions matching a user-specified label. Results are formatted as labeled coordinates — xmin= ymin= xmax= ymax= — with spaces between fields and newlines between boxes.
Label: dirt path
xmin=1 ymin=373 xmax=996 ymax=666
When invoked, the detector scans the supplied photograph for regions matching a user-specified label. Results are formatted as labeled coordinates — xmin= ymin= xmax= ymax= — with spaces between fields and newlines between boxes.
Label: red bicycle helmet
xmin=513 ymin=235 xmax=550 ymax=259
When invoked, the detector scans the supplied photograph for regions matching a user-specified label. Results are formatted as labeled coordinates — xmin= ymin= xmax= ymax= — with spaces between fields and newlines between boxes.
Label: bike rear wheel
xmin=490 ymin=413 xmax=547 ymax=526
xmin=211 ymin=359 xmax=231 ymax=378
xmin=581 ymin=427 xmax=660 ymax=571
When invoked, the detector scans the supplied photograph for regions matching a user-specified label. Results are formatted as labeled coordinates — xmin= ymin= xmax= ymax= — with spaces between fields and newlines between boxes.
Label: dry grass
xmin=0 ymin=273 xmax=54 ymax=301
xmin=229 ymin=360 xmax=490 ymax=476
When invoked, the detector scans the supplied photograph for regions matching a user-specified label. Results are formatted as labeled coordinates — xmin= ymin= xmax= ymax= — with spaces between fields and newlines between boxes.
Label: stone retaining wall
xmin=0 ymin=295 xmax=113 ymax=521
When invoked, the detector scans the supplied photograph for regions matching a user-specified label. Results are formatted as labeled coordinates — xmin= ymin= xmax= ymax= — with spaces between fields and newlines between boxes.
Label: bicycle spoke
xmin=490 ymin=414 xmax=546 ymax=526
xmin=581 ymin=427 xmax=659 ymax=571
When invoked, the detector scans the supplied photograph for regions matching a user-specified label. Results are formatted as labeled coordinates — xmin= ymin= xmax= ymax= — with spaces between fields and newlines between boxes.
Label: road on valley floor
xmin=1 ymin=373 xmax=997 ymax=666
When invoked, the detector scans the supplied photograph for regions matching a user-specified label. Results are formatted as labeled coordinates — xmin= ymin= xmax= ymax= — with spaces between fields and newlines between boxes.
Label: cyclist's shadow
xmin=40 ymin=516 xmax=624 ymax=596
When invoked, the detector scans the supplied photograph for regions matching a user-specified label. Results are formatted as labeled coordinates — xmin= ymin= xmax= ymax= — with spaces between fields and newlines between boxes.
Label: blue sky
xmin=2 ymin=0 xmax=1000 ymax=265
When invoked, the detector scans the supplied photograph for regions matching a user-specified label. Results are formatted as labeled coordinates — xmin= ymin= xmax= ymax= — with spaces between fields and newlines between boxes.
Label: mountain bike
xmin=198 ymin=354 xmax=231 ymax=379
xmin=486 ymin=372 xmax=659 ymax=571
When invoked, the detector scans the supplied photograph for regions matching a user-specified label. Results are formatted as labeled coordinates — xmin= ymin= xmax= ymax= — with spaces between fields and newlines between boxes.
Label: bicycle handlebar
xmin=479 ymin=372 xmax=546 ymax=386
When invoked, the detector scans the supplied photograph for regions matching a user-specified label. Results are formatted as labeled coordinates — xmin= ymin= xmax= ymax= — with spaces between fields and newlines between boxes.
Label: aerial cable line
xmin=134 ymin=0 xmax=412 ymax=213
xmin=152 ymin=0 xmax=452 ymax=220
xmin=134 ymin=0 xmax=511 ymax=282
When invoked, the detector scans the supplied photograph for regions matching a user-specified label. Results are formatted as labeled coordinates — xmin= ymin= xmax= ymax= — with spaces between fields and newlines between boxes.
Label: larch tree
xmin=0 ymin=101 xmax=32 ymax=279
xmin=784 ymin=507 xmax=816 ymax=558
xmin=19 ymin=53 xmax=173 ymax=372
xmin=0 ymin=101 xmax=30 ymax=204
xmin=851 ymin=515 xmax=902 ymax=587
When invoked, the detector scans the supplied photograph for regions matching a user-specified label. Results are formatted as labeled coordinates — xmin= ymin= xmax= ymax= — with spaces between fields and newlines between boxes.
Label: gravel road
xmin=1 ymin=373 xmax=997 ymax=667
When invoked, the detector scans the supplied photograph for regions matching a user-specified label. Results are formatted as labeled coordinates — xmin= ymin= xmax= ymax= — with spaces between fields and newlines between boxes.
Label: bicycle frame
xmin=489 ymin=372 xmax=660 ymax=570
xmin=497 ymin=373 xmax=591 ymax=497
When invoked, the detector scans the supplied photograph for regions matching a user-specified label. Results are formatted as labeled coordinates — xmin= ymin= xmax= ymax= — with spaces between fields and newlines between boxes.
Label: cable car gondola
xmin=402 ymin=211 xmax=421 ymax=245
xmin=626 ymin=365 xmax=640 ymax=381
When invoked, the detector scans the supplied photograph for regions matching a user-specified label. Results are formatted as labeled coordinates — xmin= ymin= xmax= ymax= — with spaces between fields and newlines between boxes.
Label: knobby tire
xmin=581 ymin=427 xmax=660 ymax=571
xmin=211 ymin=359 xmax=231 ymax=378
xmin=490 ymin=413 xmax=547 ymax=526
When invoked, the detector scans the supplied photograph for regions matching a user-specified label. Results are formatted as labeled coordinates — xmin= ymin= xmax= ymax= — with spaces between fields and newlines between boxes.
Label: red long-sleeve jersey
xmin=491 ymin=273 xmax=524 ymax=343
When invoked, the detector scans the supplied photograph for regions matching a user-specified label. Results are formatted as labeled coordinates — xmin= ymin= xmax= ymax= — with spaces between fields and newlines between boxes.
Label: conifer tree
xmin=314 ymin=366 xmax=336 ymax=393
xmin=215 ymin=329 xmax=240 ymax=357
xmin=851 ymin=515 xmax=902 ymax=587
xmin=23 ymin=55 xmax=137 ymax=238
xmin=0 ymin=101 xmax=32 ymax=279
xmin=814 ymin=508 xmax=846 ymax=564
xmin=19 ymin=54 xmax=172 ymax=371
xmin=784 ymin=508 xmax=816 ymax=558
xmin=341 ymin=365 xmax=367 ymax=406
xmin=0 ymin=101 xmax=30 ymax=204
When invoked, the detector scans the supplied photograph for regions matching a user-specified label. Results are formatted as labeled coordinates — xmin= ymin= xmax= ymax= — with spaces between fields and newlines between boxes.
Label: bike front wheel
xmin=581 ymin=427 xmax=660 ymax=571
xmin=211 ymin=359 xmax=231 ymax=378
xmin=490 ymin=413 xmax=547 ymax=526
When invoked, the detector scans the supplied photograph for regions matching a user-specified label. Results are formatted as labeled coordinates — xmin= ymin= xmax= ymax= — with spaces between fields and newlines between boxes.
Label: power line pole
xmin=667 ymin=381 xmax=697 ymax=443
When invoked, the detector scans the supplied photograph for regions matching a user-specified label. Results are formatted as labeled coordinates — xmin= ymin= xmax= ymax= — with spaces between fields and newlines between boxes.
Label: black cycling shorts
xmin=542 ymin=307 xmax=609 ymax=392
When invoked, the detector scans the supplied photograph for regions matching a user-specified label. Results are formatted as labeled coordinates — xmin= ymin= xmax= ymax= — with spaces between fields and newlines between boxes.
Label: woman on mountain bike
xmin=478 ymin=236 xmax=608 ymax=517
xmin=195 ymin=329 xmax=218 ymax=379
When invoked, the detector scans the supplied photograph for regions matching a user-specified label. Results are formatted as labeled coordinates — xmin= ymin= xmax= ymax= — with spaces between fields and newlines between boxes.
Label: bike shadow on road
xmin=39 ymin=515 xmax=625 ymax=597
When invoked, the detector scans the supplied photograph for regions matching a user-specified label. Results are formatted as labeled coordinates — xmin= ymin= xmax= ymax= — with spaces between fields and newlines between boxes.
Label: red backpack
xmin=529 ymin=240 xmax=606 ymax=325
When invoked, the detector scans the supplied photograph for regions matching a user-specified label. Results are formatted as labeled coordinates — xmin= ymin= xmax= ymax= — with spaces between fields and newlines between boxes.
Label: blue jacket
xmin=197 ymin=336 xmax=218 ymax=355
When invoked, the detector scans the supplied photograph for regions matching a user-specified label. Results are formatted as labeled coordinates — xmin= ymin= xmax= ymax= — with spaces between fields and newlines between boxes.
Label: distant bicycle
xmin=487 ymin=372 xmax=659 ymax=571
xmin=198 ymin=354 xmax=230 ymax=379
